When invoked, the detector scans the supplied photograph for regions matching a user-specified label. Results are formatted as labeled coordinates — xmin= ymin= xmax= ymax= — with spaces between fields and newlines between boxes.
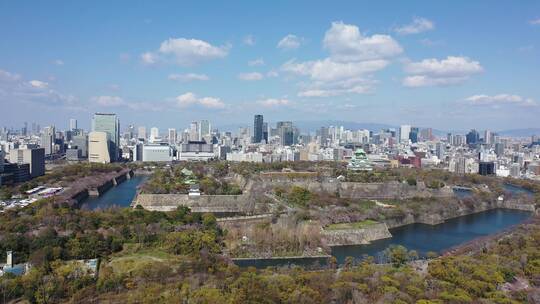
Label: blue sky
xmin=0 ymin=1 xmax=539 ymax=131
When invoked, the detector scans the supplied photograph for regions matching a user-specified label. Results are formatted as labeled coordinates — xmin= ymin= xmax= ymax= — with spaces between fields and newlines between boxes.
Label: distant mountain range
xmin=217 ymin=120 xmax=540 ymax=138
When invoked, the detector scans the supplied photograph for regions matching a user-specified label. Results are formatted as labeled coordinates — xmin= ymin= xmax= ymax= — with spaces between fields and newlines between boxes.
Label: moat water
xmin=80 ymin=175 xmax=147 ymax=210
xmin=234 ymin=209 xmax=532 ymax=268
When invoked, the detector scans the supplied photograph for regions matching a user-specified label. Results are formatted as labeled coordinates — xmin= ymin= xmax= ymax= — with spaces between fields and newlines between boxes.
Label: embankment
xmin=322 ymin=223 xmax=392 ymax=246
xmin=59 ymin=169 xmax=134 ymax=207
xmin=133 ymin=193 xmax=250 ymax=215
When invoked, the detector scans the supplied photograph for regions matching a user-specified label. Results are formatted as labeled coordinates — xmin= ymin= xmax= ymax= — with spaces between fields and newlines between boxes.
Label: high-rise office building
xmin=150 ymin=127 xmax=159 ymax=142
xmin=138 ymin=126 xmax=146 ymax=140
xmin=399 ymin=125 xmax=411 ymax=143
xmin=72 ymin=133 xmax=88 ymax=158
xmin=199 ymin=120 xmax=211 ymax=139
xmin=277 ymin=121 xmax=294 ymax=146
xmin=253 ymin=115 xmax=264 ymax=143
xmin=409 ymin=127 xmax=419 ymax=143
xmin=8 ymin=148 xmax=45 ymax=178
xmin=41 ymin=126 xmax=55 ymax=155
xmin=168 ymin=128 xmax=177 ymax=145
xmin=69 ymin=118 xmax=77 ymax=131
xmin=127 ymin=125 xmax=135 ymax=140
xmin=88 ymin=131 xmax=111 ymax=163
xmin=92 ymin=113 xmax=120 ymax=161
xmin=466 ymin=129 xmax=480 ymax=145
xmin=484 ymin=130 xmax=492 ymax=145
xmin=262 ymin=122 xmax=269 ymax=143
xmin=190 ymin=122 xmax=199 ymax=141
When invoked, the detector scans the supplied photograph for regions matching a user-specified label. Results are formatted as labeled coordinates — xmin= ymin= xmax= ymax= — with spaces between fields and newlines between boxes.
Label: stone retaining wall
xmin=254 ymin=176 xmax=454 ymax=199
xmin=322 ymin=223 xmax=392 ymax=246
xmin=133 ymin=193 xmax=250 ymax=214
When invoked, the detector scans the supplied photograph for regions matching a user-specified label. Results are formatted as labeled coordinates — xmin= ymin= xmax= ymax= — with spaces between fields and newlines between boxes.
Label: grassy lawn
xmin=107 ymin=247 xmax=181 ymax=274
xmin=326 ymin=219 xmax=379 ymax=230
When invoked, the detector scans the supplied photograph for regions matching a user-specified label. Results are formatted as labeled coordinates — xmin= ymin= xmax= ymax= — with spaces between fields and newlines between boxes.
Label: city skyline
xmin=1 ymin=1 xmax=540 ymax=130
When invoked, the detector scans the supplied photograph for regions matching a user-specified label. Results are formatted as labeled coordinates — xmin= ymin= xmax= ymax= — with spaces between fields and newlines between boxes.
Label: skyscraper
xmin=409 ymin=127 xmax=419 ymax=143
xmin=150 ymin=127 xmax=159 ymax=142
xmin=69 ymin=118 xmax=77 ymax=131
xmin=277 ymin=121 xmax=294 ymax=146
xmin=92 ymin=113 xmax=120 ymax=162
xmin=138 ymin=126 xmax=146 ymax=140
xmin=190 ymin=122 xmax=199 ymax=141
xmin=41 ymin=126 xmax=55 ymax=155
xmin=399 ymin=125 xmax=411 ymax=143
xmin=466 ymin=129 xmax=480 ymax=145
xmin=262 ymin=122 xmax=269 ymax=143
xmin=168 ymin=128 xmax=177 ymax=145
xmin=199 ymin=120 xmax=211 ymax=139
xmin=253 ymin=114 xmax=263 ymax=143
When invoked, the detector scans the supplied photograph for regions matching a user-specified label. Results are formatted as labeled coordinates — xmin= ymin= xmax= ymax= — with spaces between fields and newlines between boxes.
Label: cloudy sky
xmin=1 ymin=1 xmax=539 ymax=131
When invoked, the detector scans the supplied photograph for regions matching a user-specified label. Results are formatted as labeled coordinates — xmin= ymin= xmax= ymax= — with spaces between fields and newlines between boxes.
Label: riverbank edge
xmin=71 ymin=169 xmax=135 ymax=207
xmin=231 ymin=254 xmax=332 ymax=261
xmin=322 ymin=201 xmax=536 ymax=247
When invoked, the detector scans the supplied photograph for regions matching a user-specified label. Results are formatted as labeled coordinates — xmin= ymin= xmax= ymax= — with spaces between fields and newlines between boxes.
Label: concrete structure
xmin=66 ymin=148 xmax=82 ymax=161
xmin=150 ymin=127 xmax=159 ymax=142
xmin=92 ymin=113 xmax=120 ymax=161
xmin=168 ymin=128 xmax=177 ymax=146
xmin=178 ymin=141 xmax=214 ymax=161
xmin=88 ymin=131 xmax=110 ymax=163
xmin=189 ymin=121 xmax=199 ymax=141
xmin=72 ymin=134 xmax=88 ymax=158
xmin=69 ymin=118 xmax=77 ymax=131
xmin=0 ymin=150 xmax=4 ymax=173
xmin=399 ymin=125 xmax=411 ymax=143
xmin=8 ymin=148 xmax=45 ymax=178
xmin=41 ymin=126 xmax=55 ymax=155
xmin=142 ymin=144 xmax=172 ymax=162
xmin=137 ymin=126 xmax=146 ymax=140
xmin=199 ymin=120 xmax=211 ymax=139
xmin=253 ymin=115 xmax=264 ymax=143
xmin=277 ymin=121 xmax=293 ymax=146
xmin=227 ymin=151 xmax=263 ymax=162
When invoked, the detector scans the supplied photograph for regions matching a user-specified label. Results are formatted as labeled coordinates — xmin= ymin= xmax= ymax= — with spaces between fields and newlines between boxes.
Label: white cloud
xmin=257 ymin=98 xmax=290 ymax=107
xmin=266 ymin=70 xmax=279 ymax=78
xmin=176 ymin=92 xmax=225 ymax=109
xmin=142 ymin=38 xmax=229 ymax=66
xmin=29 ymin=80 xmax=48 ymax=89
xmin=282 ymin=58 xmax=388 ymax=81
xmin=402 ymin=56 xmax=483 ymax=87
xmin=530 ymin=18 xmax=540 ymax=25
xmin=402 ymin=75 xmax=468 ymax=87
xmin=323 ymin=21 xmax=403 ymax=61
xmin=0 ymin=70 xmax=21 ymax=82
xmin=53 ymin=59 xmax=64 ymax=66
xmin=168 ymin=73 xmax=210 ymax=82
xmin=277 ymin=34 xmax=303 ymax=50
xmin=92 ymin=95 xmax=125 ymax=107
xmin=243 ymin=35 xmax=255 ymax=46
xmin=298 ymin=77 xmax=376 ymax=97
xmin=463 ymin=94 xmax=537 ymax=107
xmin=238 ymin=72 xmax=264 ymax=81
xmin=141 ymin=52 xmax=157 ymax=64
xmin=395 ymin=17 xmax=435 ymax=35
xmin=248 ymin=58 xmax=265 ymax=66
xmin=281 ymin=22 xmax=402 ymax=98
xmin=0 ymin=69 xmax=78 ymax=109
